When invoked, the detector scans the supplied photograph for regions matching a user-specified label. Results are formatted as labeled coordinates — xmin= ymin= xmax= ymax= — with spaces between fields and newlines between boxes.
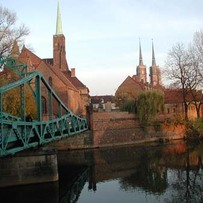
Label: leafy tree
xmin=1 ymin=67 xmax=37 ymax=119
xmin=2 ymin=83 xmax=37 ymax=119
xmin=0 ymin=5 xmax=29 ymax=57
xmin=137 ymin=90 xmax=164 ymax=123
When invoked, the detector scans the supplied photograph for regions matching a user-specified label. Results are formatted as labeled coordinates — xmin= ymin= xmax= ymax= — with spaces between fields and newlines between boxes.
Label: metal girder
xmin=0 ymin=114 xmax=88 ymax=157
xmin=0 ymin=56 xmax=88 ymax=157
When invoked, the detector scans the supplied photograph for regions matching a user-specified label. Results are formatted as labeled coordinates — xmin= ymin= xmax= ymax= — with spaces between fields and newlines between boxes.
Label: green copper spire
xmin=139 ymin=39 xmax=143 ymax=66
xmin=56 ymin=0 xmax=63 ymax=35
xmin=152 ymin=39 xmax=156 ymax=66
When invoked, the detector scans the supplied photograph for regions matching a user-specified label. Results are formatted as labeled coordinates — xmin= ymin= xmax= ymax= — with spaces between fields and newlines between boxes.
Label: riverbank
xmin=47 ymin=112 xmax=186 ymax=150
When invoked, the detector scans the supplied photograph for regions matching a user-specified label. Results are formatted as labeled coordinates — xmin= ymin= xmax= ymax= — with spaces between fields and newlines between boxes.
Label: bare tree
xmin=166 ymin=39 xmax=203 ymax=120
xmin=166 ymin=43 xmax=192 ymax=120
xmin=186 ymin=45 xmax=203 ymax=119
xmin=0 ymin=5 xmax=29 ymax=57
xmin=193 ymin=30 xmax=203 ymax=64
xmin=193 ymin=30 xmax=203 ymax=84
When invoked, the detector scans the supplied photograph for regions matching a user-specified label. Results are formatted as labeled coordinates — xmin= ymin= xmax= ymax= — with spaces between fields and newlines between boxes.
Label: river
xmin=1 ymin=140 xmax=203 ymax=203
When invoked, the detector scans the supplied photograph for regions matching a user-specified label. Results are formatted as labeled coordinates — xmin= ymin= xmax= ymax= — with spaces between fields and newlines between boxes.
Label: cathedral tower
xmin=53 ymin=0 xmax=69 ymax=71
xmin=149 ymin=40 xmax=161 ymax=86
xmin=136 ymin=41 xmax=147 ymax=83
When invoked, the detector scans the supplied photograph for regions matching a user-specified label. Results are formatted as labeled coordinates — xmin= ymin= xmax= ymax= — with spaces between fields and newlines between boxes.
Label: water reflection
xmin=1 ymin=140 xmax=203 ymax=203
xmin=57 ymin=141 xmax=203 ymax=203
xmin=0 ymin=182 xmax=59 ymax=203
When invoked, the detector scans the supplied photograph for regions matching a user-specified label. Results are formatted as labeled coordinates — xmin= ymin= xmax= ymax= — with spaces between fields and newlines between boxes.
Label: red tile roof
xmin=18 ymin=46 xmax=86 ymax=91
xmin=62 ymin=70 xmax=86 ymax=89
xmin=164 ymin=88 xmax=203 ymax=103
xmin=18 ymin=46 xmax=41 ymax=69
xmin=164 ymin=89 xmax=183 ymax=103
xmin=43 ymin=58 xmax=53 ymax=66
xmin=91 ymin=95 xmax=115 ymax=103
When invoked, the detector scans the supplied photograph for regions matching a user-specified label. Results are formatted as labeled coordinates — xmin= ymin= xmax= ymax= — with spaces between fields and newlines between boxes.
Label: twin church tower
xmin=136 ymin=40 xmax=161 ymax=87
xmin=53 ymin=0 xmax=161 ymax=88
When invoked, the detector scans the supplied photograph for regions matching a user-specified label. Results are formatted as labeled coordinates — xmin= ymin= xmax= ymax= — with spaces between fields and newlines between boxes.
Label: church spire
xmin=53 ymin=0 xmax=69 ymax=71
xmin=56 ymin=0 xmax=63 ymax=35
xmin=10 ymin=40 xmax=20 ymax=59
xmin=152 ymin=39 xmax=156 ymax=66
xmin=139 ymin=39 xmax=143 ymax=66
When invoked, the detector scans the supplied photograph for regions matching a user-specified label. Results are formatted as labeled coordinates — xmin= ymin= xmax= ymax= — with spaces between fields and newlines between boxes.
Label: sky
xmin=1 ymin=0 xmax=203 ymax=96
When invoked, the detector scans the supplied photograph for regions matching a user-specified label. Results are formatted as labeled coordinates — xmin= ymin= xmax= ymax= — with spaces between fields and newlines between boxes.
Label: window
xmin=48 ymin=77 xmax=52 ymax=87
xmin=42 ymin=96 xmax=47 ymax=114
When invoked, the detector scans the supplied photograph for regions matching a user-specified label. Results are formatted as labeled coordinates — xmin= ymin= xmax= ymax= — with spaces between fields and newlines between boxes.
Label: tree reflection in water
xmin=1 ymin=141 xmax=202 ymax=203
xmin=59 ymin=141 xmax=203 ymax=203
xmin=115 ymin=141 xmax=203 ymax=203
xmin=164 ymin=142 xmax=203 ymax=203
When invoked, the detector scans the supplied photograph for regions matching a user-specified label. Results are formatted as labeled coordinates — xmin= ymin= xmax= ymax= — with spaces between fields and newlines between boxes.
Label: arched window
xmin=48 ymin=77 xmax=52 ymax=87
xmin=42 ymin=96 xmax=47 ymax=114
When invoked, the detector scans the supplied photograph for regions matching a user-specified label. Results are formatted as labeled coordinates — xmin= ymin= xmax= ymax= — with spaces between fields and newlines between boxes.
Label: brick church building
xmin=11 ymin=1 xmax=90 ymax=117
xmin=115 ymin=41 xmax=203 ymax=120
xmin=115 ymin=41 xmax=162 ymax=104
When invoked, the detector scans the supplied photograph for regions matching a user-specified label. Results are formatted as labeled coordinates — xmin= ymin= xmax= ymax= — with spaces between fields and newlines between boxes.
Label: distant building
xmin=115 ymin=40 xmax=162 ymax=104
xmin=91 ymin=95 xmax=117 ymax=112
xmin=115 ymin=41 xmax=203 ymax=120
xmin=11 ymin=1 xmax=90 ymax=117
xmin=164 ymin=88 xmax=203 ymax=120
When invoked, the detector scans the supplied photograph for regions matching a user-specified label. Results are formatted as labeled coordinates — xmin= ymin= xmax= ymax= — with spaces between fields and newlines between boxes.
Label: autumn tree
xmin=0 ymin=6 xmax=35 ymax=118
xmin=0 ymin=5 xmax=29 ymax=57
xmin=0 ymin=67 xmax=37 ymax=119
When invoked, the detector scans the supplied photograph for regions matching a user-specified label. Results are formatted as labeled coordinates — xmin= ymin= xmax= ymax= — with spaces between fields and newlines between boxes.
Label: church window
xmin=48 ymin=77 xmax=52 ymax=87
xmin=42 ymin=96 xmax=47 ymax=114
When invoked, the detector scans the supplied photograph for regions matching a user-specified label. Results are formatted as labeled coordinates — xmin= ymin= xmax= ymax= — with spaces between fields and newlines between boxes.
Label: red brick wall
xmin=115 ymin=76 xmax=144 ymax=100
xmin=92 ymin=112 xmax=186 ymax=146
xmin=49 ymin=112 xmax=186 ymax=150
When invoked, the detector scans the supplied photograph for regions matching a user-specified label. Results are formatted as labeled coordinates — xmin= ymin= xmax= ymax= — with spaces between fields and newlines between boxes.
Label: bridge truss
xmin=0 ymin=56 xmax=88 ymax=157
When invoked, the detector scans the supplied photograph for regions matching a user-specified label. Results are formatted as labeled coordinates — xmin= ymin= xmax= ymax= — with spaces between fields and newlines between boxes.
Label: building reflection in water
xmin=0 ymin=140 xmax=203 ymax=203
xmin=0 ymin=182 xmax=59 ymax=203
xmin=57 ymin=140 xmax=203 ymax=203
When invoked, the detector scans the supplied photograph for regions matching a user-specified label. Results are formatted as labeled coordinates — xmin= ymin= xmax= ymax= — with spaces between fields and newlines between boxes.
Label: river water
xmin=1 ymin=140 xmax=203 ymax=203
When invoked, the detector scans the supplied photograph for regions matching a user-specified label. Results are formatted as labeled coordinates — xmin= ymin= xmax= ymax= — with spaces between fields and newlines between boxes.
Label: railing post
xmin=35 ymin=75 xmax=42 ymax=121
xmin=20 ymin=84 xmax=26 ymax=121
xmin=0 ymin=93 xmax=3 ymax=155
xmin=48 ymin=90 xmax=53 ymax=120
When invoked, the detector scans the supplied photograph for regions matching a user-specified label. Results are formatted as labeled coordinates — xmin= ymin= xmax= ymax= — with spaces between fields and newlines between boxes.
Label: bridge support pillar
xmin=0 ymin=150 xmax=58 ymax=188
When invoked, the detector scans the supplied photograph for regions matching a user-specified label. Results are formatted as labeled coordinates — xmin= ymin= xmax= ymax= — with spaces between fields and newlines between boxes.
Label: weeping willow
xmin=120 ymin=99 xmax=136 ymax=113
xmin=137 ymin=90 xmax=164 ymax=123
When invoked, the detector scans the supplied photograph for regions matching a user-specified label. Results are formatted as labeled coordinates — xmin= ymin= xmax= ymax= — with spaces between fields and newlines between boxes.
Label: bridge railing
xmin=0 ymin=113 xmax=88 ymax=157
xmin=0 ymin=56 xmax=88 ymax=157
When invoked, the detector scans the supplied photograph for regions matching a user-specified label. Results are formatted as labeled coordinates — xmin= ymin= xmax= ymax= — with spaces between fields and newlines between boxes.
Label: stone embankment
xmin=49 ymin=112 xmax=186 ymax=150
xmin=0 ymin=150 xmax=58 ymax=187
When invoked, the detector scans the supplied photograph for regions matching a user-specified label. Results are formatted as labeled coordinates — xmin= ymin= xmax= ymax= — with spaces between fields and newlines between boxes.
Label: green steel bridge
xmin=0 ymin=56 xmax=88 ymax=157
